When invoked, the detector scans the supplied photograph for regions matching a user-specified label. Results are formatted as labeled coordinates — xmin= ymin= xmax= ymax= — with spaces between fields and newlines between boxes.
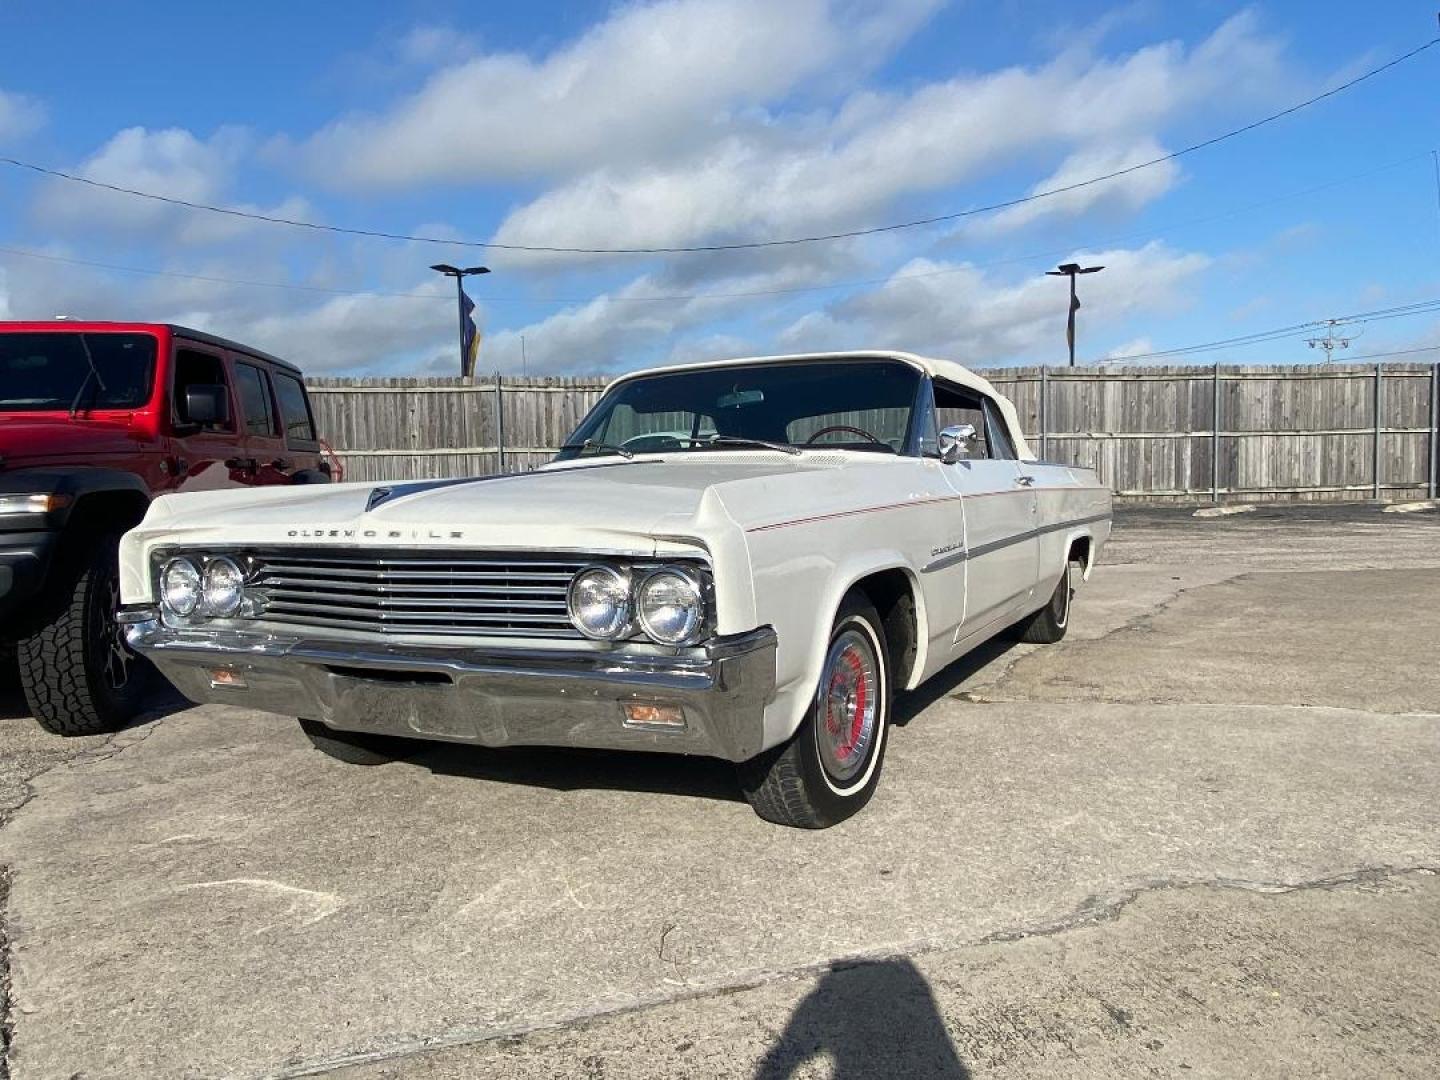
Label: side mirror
xmin=937 ymin=423 xmax=977 ymax=464
xmin=183 ymin=384 xmax=230 ymax=428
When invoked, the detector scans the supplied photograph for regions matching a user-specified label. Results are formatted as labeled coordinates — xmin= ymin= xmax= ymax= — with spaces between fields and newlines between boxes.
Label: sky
xmin=0 ymin=1 xmax=1437 ymax=377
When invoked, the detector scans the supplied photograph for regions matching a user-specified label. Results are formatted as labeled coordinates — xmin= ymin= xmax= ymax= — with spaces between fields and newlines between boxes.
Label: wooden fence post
xmin=1211 ymin=362 xmax=1221 ymax=502
xmin=1430 ymin=362 xmax=1438 ymax=501
xmin=495 ymin=372 xmax=506 ymax=473
xmin=1039 ymin=366 xmax=1048 ymax=459
xmin=1373 ymin=364 xmax=1382 ymax=500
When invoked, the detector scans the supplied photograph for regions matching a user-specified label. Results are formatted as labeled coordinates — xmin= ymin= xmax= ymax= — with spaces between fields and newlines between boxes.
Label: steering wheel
xmin=804 ymin=424 xmax=881 ymax=445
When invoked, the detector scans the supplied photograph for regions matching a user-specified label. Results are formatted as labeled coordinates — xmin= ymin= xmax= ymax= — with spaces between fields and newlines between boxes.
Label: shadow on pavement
xmin=893 ymin=634 xmax=1019 ymax=725
xmin=755 ymin=957 xmax=969 ymax=1079
xmin=407 ymin=741 xmax=748 ymax=803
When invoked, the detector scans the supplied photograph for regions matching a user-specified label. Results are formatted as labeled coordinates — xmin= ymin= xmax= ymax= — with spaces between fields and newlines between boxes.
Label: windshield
xmin=0 ymin=332 xmax=158 ymax=413
xmin=557 ymin=359 xmax=923 ymax=460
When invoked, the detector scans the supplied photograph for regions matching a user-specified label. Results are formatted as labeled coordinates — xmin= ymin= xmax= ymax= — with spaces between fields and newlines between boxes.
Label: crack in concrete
xmin=260 ymin=864 xmax=1440 ymax=1080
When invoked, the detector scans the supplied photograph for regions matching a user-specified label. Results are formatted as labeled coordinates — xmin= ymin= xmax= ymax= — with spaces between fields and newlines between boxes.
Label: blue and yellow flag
xmin=461 ymin=288 xmax=481 ymax=377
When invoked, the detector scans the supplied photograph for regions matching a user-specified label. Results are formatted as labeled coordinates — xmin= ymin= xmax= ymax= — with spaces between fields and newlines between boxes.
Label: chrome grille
xmin=248 ymin=550 xmax=588 ymax=639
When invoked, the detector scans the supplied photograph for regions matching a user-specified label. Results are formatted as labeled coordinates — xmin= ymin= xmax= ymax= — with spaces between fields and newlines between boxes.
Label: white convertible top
xmin=606 ymin=350 xmax=1035 ymax=460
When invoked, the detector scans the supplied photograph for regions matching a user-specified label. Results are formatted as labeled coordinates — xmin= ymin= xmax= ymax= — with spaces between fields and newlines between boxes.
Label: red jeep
xmin=0 ymin=321 xmax=330 ymax=734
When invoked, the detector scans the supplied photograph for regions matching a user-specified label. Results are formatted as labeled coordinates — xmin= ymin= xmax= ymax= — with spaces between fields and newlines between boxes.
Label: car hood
xmin=0 ymin=415 xmax=146 ymax=470
xmin=130 ymin=453 xmax=876 ymax=551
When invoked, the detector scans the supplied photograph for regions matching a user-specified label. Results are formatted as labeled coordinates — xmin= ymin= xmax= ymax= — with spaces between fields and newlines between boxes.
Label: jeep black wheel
xmin=18 ymin=536 xmax=150 ymax=736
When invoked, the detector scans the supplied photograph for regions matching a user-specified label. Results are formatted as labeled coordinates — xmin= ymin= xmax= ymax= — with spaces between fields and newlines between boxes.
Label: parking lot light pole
xmin=1046 ymin=262 xmax=1104 ymax=367
xmin=429 ymin=264 xmax=490 ymax=377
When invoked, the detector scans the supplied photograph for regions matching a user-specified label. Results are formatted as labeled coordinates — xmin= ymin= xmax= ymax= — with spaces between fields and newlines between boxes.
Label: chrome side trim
xmin=921 ymin=512 xmax=1111 ymax=573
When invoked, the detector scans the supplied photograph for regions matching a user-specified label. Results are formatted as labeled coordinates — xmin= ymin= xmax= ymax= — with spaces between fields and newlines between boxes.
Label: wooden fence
xmin=307 ymin=361 xmax=1440 ymax=503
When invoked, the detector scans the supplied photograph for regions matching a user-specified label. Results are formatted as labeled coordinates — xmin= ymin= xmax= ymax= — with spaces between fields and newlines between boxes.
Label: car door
xmin=231 ymin=357 xmax=289 ymax=485
xmin=934 ymin=381 xmax=1039 ymax=640
xmin=165 ymin=344 xmax=243 ymax=493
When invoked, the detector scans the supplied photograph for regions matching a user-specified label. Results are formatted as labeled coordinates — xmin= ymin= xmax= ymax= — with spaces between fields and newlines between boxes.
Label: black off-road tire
xmin=1011 ymin=560 xmax=1075 ymax=645
xmin=298 ymin=717 xmax=414 ymax=766
xmin=739 ymin=592 xmax=892 ymax=829
xmin=18 ymin=536 xmax=150 ymax=735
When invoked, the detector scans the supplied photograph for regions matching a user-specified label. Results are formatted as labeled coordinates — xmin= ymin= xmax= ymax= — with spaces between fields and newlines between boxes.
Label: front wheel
xmin=739 ymin=592 xmax=891 ymax=828
xmin=18 ymin=536 xmax=150 ymax=736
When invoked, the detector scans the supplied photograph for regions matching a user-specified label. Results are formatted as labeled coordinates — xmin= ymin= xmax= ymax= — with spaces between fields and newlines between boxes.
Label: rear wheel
xmin=740 ymin=592 xmax=891 ymax=828
xmin=297 ymin=717 xmax=414 ymax=766
xmin=18 ymin=536 xmax=150 ymax=735
xmin=1011 ymin=559 xmax=1074 ymax=645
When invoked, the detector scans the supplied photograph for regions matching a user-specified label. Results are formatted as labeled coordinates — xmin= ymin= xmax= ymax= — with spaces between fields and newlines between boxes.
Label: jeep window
xmin=173 ymin=348 xmax=235 ymax=431
xmin=273 ymin=371 xmax=317 ymax=444
xmin=0 ymin=332 xmax=156 ymax=412
xmin=558 ymin=359 xmax=922 ymax=459
xmin=235 ymin=362 xmax=278 ymax=437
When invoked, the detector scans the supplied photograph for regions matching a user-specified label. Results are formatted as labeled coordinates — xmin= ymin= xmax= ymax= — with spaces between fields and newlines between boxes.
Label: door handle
xmin=1015 ymin=475 xmax=1035 ymax=486
xmin=225 ymin=457 xmax=259 ymax=471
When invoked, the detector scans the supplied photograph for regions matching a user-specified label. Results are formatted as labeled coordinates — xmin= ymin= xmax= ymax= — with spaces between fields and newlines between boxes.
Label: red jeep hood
xmin=0 ymin=415 xmax=147 ymax=469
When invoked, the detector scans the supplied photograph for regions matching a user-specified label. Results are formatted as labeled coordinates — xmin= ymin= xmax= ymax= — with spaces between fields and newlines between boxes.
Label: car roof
xmin=602 ymin=350 xmax=1035 ymax=459
xmin=0 ymin=320 xmax=303 ymax=375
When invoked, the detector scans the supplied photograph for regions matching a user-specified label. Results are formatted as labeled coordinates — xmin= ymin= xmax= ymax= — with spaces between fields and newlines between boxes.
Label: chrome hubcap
xmin=815 ymin=628 xmax=879 ymax=785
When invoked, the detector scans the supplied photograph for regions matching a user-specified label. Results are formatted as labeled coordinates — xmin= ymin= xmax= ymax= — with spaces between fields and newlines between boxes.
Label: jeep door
xmin=231 ymin=357 xmax=289 ymax=485
xmin=269 ymin=368 xmax=326 ymax=480
xmin=165 ymin=343 xmax=244 ymax=492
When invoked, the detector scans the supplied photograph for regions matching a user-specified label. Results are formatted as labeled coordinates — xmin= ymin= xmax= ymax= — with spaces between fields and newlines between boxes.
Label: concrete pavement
xmin=1 ymin=505 xmax=1437 ymax=1078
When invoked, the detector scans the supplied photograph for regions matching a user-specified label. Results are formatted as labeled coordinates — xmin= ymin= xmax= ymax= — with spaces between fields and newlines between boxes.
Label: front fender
xmin=752 ymin=544 xmax=927 ymax=750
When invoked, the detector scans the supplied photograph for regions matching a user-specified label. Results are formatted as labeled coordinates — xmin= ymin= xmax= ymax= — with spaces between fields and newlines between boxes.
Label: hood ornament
xmin=365 ymin=486 xmax=393 ymax=512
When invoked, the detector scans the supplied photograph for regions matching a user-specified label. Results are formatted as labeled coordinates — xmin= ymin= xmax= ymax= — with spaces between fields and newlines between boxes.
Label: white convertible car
xmin=119 ymin=352 xmax=1110 ymax=827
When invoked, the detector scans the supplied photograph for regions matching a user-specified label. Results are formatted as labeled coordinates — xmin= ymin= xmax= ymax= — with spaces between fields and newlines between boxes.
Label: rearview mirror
xmin=183 ymin=384 xmax=230 ymax=428
xmin=937 ymin=423 xmax=976 ymax=464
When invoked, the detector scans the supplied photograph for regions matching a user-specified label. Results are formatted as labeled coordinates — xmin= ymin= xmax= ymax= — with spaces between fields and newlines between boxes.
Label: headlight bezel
xmin=159 ymin=556 xmax=202 ymax=618
xmin=566 ymin=560 xmax=713 ymax=646
xmin=566 ymin=563 xmax=636 ymax=641
xmin=635 ymin=567 xmax=707 ymax=646
xmin=200 ymin=555 xmax=246 ymax=617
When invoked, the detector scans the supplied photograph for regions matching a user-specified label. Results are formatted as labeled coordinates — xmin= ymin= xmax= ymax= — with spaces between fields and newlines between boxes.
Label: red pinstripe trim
xmin=747 ymin=488 xmax=1050 ymax=533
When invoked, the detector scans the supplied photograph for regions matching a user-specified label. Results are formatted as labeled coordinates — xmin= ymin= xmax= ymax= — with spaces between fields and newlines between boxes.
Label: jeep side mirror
xmin=183 ymin=384 xmax=230 ymax=428
xmin=937 ymin=423 xmax=977 ymax=464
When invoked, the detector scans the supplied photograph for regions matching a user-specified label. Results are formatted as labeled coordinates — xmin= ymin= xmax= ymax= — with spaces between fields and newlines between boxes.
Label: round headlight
xmin=202 ymin=556 xmax=245 ymax=616
xmin=636 ymin=568 xmax=705 ymax=645
xmin=567 ymin=565 xmax=633 ymax=639
xmin=160 ymin=557 xmax=201 ymax=617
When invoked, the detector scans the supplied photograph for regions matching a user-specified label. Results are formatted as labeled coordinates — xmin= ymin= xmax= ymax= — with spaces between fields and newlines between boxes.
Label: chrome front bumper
xmin=123 ymin=614 xmax=776 ymax=762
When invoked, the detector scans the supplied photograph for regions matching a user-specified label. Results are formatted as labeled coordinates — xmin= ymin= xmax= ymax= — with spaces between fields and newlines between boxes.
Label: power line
xmin=1098 ymin=298 xmax=1440 ymax=363
xmin=1 ymin=150 xmax=1431 ymax=308
xmin=1 ymin=37 xmax=1434 ymax=255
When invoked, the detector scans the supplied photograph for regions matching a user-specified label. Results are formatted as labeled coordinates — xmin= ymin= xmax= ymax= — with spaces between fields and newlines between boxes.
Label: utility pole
xmin=1046 ymin=262 xmax=1104 ymax=366
xmin=521 ymin=334 xmax=528 ymax=378
xmin=1305 ymin=319 xmax=1360 ymax=362
xmin=429 ymin=264 xmax=490 ymax=377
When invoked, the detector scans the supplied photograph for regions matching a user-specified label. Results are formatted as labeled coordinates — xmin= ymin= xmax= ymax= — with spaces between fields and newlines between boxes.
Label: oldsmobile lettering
xmin=118 ymin=351 xmax=1111 ymax=828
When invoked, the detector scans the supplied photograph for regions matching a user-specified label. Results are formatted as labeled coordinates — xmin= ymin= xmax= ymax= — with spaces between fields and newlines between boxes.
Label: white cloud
xmin=297 ymin=0 xmax=942 ymax=188
xmin=1105 ymin=336 xmax=1155 ymax=359
xmin=961 ymin=138 xmax=1180 ymax=238
xmin=484 ymin=259 xmax=843 ymax=372
xmin=778 ymin=242 xmax=1211 ymax=363
xmin=488 ymin=12 xmax=1284 ymax=257
xmin=0 ymin=89 xmax=44 ymax=141
xmin=31 ymin=126 xmax=313 ymax=246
